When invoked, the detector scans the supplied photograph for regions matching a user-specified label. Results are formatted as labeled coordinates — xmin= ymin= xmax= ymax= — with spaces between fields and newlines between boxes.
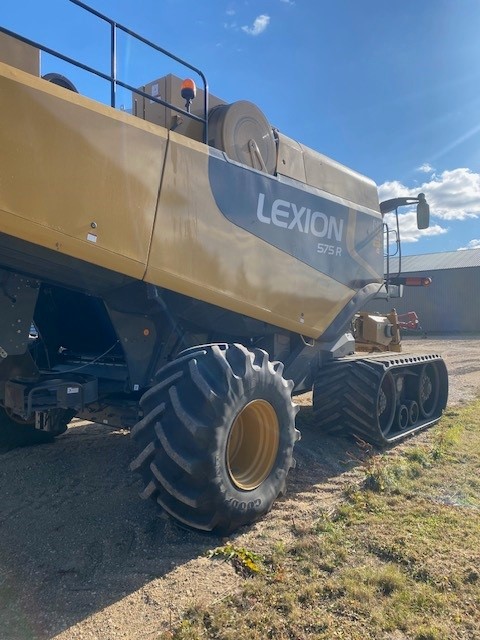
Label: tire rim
xmin=227 ymin=400 xmax=280 ymax=490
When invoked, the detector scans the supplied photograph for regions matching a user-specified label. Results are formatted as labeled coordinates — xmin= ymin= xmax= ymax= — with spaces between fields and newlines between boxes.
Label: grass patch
xmin=162 ymin=399 xmax=480 ymax=640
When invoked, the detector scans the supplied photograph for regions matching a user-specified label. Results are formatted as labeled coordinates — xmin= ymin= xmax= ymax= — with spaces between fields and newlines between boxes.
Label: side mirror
xmin=380 ymin=193 xmax=431 ymax=229
xmin=416 ymin=193 xmax=430 ymax=230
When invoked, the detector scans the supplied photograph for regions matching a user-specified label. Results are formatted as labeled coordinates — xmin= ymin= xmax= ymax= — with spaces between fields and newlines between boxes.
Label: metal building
xmin=364 ymin=249 xmax=480 ymax=333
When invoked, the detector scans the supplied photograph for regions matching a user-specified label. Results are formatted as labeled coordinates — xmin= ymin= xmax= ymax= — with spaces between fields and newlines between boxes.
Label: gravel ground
xmin=0 ymin=335 xmax=479 ymax=639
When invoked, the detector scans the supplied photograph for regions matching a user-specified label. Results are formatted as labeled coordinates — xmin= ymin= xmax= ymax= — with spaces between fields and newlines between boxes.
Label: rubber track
xmin=313 ymin=353 xmax=448 ymax=446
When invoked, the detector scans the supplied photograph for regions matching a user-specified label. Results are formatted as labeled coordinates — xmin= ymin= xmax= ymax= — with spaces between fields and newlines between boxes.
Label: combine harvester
xmin=0 ymin=1 xmax=447 ymax=533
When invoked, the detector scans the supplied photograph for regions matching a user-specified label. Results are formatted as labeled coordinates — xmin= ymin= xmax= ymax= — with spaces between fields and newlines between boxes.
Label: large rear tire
xmin=130 ymin=344 xmax=300 ymax=535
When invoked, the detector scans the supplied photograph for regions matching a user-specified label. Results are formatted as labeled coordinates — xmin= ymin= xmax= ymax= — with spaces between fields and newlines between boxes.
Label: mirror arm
xmin=379 ymin=193 xmax=430 ymax=230
xmin=380 ymin=196 xmax=420 ymax=214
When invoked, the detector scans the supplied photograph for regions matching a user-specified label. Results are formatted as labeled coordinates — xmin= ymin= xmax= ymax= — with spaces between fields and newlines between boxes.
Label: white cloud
xmin=458 ymin=239 xmax=480 ymax=251
xmin=379 ymin=167 xmax=480 ymax=221
xmin=241 ymin=15 xmax=270 ymax=36
xmin=421 ymin=169 xmax=480 ymax=220
xmin=226 ymin=8 xmax=235 ymax=16
xmin=382 ymin=211 xmax=447 ymax=244
xmin=417 ymin=162 xmax=434 ymax=173
xmin=378 ymin=167 xmax=480 ymax=244
xmin=377 ymin=180 xmax=409 ymax=202
xmin=280 ymin=0 xmax=295 ymax=4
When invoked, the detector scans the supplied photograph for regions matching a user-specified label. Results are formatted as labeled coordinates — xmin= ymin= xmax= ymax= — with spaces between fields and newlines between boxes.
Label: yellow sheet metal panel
xmin=0 ymin=32 xmax=39 ymax=75
xmin=0 ymin=211 xmax=148 ymax=280
xmin=300 ymin=143 xmax=380 ymax=211
xmin=276 ymin=132 xmax=307 ymax=183
xmin=0 ymin=62 xmax=167 ymax=278
xmin=145 ymin=132 xmax=355 ymax=338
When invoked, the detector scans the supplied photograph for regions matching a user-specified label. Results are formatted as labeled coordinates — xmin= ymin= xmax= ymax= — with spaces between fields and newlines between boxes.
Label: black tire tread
xmin=131 ymin=343 xmax=300 ymax=534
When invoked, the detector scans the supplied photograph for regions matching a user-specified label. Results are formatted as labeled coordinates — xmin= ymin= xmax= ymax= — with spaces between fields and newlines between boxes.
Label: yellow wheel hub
xmin=226 ymin=400 xmax=280 ymax=490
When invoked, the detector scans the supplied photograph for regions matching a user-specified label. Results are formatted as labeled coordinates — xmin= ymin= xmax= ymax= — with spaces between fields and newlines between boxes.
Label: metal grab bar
xmin=0 ymin=0 xmax=209 ymax=142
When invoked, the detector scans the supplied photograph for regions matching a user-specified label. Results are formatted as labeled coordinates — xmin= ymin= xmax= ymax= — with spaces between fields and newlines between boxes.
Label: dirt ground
xmin=1 ymin=335 xmax=479 ymax=640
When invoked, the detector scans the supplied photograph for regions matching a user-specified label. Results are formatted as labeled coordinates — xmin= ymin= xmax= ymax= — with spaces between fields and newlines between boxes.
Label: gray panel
xmin=364 ymin=267 xmax=480 ymax=332
xmin=388 ymin=249 xmax=480 ymax=273
xmin=208 ymin=152 xmax=384 ymax=290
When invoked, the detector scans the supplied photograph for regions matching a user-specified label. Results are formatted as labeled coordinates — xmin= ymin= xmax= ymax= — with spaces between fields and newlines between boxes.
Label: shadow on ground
xmin=0 ymin=409 xmax=365 ymax=639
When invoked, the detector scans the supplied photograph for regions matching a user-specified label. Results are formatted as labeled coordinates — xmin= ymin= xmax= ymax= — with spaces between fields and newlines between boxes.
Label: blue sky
xmin=2 ymin=0 xmax=479 ymax=255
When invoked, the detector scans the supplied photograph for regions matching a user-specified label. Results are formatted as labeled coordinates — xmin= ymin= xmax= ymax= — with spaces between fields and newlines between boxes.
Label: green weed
xmin=362 ymin=455 xmax=408 ymax=493
xmin=207 ymin=544 xmax=264 ymax=577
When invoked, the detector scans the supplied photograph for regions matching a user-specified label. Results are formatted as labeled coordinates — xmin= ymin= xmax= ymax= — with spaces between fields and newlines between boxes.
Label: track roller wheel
xmin=395 ymin=405 xmax=409 ymax=431
xmin=377 ymin=372 xmax=397 ymax=437
xmin=418 ymin=362 xmax=440 ymax=419
xmin=130 ymin=344 xmax=300 ymax=535
xmin=407 ymin=400 xmax=419 ymax=425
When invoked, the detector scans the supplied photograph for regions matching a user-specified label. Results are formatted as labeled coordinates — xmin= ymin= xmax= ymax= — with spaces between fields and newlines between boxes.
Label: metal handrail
xmin=383 ymin=222 xmax=390 ymax=290
xmin=0 ymin=0 xmax=209 ymax=142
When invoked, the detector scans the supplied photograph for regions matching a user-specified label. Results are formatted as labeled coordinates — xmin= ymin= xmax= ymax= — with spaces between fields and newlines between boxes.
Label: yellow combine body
xmin=0 ymin=6 xmax=447 ymax=534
